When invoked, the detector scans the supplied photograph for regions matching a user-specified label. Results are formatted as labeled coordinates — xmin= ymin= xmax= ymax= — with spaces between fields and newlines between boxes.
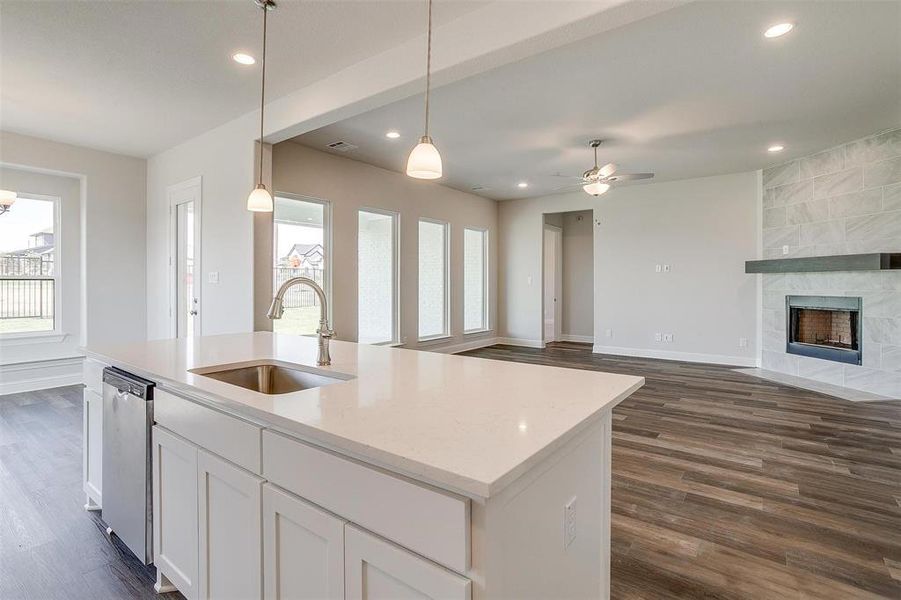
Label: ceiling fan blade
xmin=551 ymin=182 xmax=590 ymax=192
xmin=599 ymin=162 xmax=617 ymax=178
xmin=606 ymin=172 xmax=654 ymax=182
xmin=550 ymin=172 xmax=582 ymax=179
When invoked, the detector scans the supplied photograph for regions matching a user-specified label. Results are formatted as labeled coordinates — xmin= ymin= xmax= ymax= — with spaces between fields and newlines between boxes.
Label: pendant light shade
xmin=406 ymin=135 xmax=442 ymax=179
xmin=0 ymin=189 xmax=16 ymax=204
xmin=407 ymin=0 xmax=442 ymax=180
xmin=247 ymin=0 xmax=276 ymax=212
xmin=582 ymin=181 xmax=610 ymax=196
xmin=247 ymin=184 xmax=273 ymax=212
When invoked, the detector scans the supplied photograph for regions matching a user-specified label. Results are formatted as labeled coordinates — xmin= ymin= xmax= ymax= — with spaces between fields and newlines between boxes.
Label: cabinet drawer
xmin=83 ymin=358 xmax=106 ymax=393
xmin=262 ymin=430 xmax=470 ymax=574
xmin=154 ymin=389 xmax=262 ymax=474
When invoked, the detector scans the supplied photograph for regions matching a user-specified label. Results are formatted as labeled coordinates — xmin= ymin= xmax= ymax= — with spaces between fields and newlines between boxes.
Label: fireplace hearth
xmin=786 ymin=296 xmax=862 ymax=365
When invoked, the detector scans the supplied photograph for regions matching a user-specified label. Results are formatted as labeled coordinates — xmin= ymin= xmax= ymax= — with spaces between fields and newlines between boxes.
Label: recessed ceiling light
xmin=764 ymin=22 xmax=794 ymax=38
xmin=232 ymin=53 xmax=256 ymax=65
xmin=517 ymin=182 xmax=528 ymax=188
xmin=768 ymin=144 xmax=785 ymax=153
xmin=385 ymin=131 xmax=401 ymax=139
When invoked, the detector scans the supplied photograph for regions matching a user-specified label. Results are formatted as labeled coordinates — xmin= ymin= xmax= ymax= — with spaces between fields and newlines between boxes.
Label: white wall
xmin=272 ymin=142 xmax=498 ymax=352
xmin=0 ymin=131 xmax=147 ymax=347
xmin=146 ymin=113 xmax=259 ymax=339
xmin=499 ymin=172 xmax=759 ymax=365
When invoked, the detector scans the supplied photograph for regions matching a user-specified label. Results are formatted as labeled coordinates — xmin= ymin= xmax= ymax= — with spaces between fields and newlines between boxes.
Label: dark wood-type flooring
xmin=462 ymin=342 xmax=901 ymax=599
xmin=0 ymin=385 xmax=183 ymax=600
xmin=3 ymin=345 xmax=901 ymax=599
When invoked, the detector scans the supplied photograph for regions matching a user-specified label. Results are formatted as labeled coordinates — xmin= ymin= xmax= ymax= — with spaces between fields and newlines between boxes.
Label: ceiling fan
xmin=554 ymin=140 xmax=654 ymax=196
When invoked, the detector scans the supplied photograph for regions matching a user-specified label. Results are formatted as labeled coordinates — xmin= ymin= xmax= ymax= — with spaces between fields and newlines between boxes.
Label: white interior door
xmin=169 ymin=178 xmax=202 ymax=338
xmin=543 ymin=225 xmax=562 ymax=343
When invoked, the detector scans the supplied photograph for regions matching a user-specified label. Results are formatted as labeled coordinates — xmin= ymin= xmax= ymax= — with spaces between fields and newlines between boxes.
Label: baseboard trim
xmin=591 ymin=345 xmax=756 ymax=367
xmin=496 ymin=337 xmax=546 ymax=349
xmin=558 ymin=334 xmax=594 ymax=344
xmin=0 ymin=356 xmax=84 ymax=395
xmin=426 ymin=336 xmax=500 ymax=355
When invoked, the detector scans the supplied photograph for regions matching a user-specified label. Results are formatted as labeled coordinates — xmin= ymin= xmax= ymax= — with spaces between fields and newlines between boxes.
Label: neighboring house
xmin=1 ymin=229 xmax=54 ymax=276
xmin=280 ymin=243 xmax=324 ymax=269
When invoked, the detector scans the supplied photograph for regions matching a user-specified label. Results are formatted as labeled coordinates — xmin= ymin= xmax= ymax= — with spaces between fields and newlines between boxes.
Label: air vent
xmin=471 ymin=185 xmax=489 ymax=192
xmin=326 ymin=140 xmax=357 ymax=153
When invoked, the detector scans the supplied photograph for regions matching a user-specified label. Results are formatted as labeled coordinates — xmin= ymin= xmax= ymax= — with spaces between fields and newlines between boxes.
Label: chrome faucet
xmin=267 ymin=277 xmax=334 ymax=366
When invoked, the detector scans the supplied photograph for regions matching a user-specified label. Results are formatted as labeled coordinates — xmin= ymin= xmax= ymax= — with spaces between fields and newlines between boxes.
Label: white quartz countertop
xmin=84 ymin=332 xmax=643 ymax=499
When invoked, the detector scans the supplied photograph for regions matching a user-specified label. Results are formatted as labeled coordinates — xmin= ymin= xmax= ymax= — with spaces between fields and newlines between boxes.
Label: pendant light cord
xmin=423 ymin=0 xmax=432 ymax=138
xmin=258 ymin=2 xmax=268 ymax=186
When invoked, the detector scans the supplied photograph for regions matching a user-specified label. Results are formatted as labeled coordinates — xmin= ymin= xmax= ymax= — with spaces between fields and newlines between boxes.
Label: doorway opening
xmin=168 ymin=177 xmax=201 ymax=338
xmin=542 ymin=211 xmax=594 ymax=345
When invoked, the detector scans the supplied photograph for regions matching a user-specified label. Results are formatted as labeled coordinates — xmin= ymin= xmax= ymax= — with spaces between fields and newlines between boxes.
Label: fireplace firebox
xmin=786 ymin=295 xmax=862 ymax=365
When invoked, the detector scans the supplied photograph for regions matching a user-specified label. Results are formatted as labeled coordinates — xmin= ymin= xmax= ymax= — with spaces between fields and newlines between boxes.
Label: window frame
xmin=272 ymin=192 xmax=333 ymax=330
xmin=357 ymin=206 xmax=401 ymax=346
xmin=0 ymin=192 xmax=62 ymax=340
xmin=417 ymin=217 xmax=451 ymax=342
xmin=463 ymin=226 xmax=490 ymax=335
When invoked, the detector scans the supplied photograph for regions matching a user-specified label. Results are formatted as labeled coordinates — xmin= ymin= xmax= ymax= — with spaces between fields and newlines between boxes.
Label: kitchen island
xmin=83 ymin=332 xmax=643 ymax=600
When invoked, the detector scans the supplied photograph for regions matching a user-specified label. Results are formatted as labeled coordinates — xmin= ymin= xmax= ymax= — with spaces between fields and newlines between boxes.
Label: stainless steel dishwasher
xmin=101 ymin=367 xmax=155 ymax=564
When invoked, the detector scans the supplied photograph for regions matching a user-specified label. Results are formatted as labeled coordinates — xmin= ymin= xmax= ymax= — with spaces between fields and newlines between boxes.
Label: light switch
xmin=654 ymin=333 xmax=662 ymax=342
xmin=663 ymin=264 xmax=671 ymax=272
xmin=208 ymin=272 xmax=220 ymax=284
xmin=655 ymin=264 xmax=662 ymax=273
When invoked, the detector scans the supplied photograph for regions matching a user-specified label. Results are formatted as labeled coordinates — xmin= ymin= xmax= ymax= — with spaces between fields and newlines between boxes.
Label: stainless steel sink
xmin=189 ymin=361 xmax=352 ymax=395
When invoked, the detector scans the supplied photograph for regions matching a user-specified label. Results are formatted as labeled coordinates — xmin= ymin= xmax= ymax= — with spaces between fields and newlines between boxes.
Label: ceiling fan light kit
xmin=406 ymin=0 xmax=443 ymax=180
xmin=246 ymin=0 xmax=276 ymax=212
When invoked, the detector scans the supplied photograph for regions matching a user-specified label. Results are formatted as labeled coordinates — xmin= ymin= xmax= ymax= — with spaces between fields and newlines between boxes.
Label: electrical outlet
xmin=654 ymin=333 xmax=662 ymax=342
xmin=207 ymin=271 xmax=219 ymax=284
xmin=605 ymin=328 xmax=613 ymax=338
xmin=527 ymin=275 xmax=533 ymax=286
xmin=664 ymin=333 xmax=674 ymax=343
xmin=782 ymin=245 xmax=790 ymax=256
xmin=564 ymin=497 xmax=577 ymax=549
xmin=739 ymin=337 xmax=748 ymax=348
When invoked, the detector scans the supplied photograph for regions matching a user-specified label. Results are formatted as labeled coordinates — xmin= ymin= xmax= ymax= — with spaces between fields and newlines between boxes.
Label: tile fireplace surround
xmin=760 ymin=127 xmax=901 ymax=399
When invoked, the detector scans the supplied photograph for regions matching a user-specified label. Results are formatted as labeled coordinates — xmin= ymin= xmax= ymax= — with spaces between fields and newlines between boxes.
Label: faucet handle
xmin=318 ymin=326 xmax=335 ymax=339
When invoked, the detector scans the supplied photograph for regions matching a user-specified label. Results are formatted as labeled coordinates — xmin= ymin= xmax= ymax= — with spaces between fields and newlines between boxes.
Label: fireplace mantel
xmin=745 ymin=253 xmax=901 ymax=274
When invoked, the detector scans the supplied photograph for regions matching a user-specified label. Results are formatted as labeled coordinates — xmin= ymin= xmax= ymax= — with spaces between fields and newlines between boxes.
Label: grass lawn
xmin=0 ymin=317 xmax=54 ymax=334
xmin=272 ymin=306 xmax=321 ymax=337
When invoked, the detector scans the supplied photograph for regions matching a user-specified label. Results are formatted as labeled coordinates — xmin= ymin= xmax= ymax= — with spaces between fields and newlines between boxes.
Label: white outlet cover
xmin=207 ymin=271 xmax=219 ymax=284
xmin=782 ymin=245 xmax=790 ymax=255
xmin=664 ymin=333 xmax=673 ymax=342
xmin=605 ymin=328 xmax=613 ymax=338
xmin=654 ymin=333 xmax=662 ymax=342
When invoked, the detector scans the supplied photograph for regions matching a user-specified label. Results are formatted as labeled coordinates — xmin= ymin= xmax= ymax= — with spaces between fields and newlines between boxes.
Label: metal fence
xmin=0 ymin=278 xmax=54 ymax=320
xmin=0 ymin=256 xmax=55 ymax=320
xmin=274 ymin=267 xmax=324 ymax=308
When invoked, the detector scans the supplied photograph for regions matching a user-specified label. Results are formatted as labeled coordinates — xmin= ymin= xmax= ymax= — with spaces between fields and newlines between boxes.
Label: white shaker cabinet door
xmin=262 ymin=484 xmax=345 ymax=599
xmin=197 ymin=449 xmax=264 ymax=600
xmin=152 ymin=426 xmax=199 ymax=600
xmin=345 ymin=525 xmax=471 ymax=600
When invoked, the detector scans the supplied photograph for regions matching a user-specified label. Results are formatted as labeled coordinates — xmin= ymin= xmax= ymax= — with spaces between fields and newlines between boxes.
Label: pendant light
xmin=406 ymin=0 xmax=442 ymax=180
xmin=0 ymin=189 xmax=16 ymax=216
xmin=247 ymin=0 xmax=276 ymax=212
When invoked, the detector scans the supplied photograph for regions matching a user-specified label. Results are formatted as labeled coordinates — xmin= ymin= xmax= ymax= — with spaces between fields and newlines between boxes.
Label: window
xmin=358 ymin=209 xmax=399 ymax=344
xmin=0 ymin=194 xmax=59 ymax=335
xmin=463 ymin=228 xmax=488 ymax=332
xmin=272 ymin=195 xmax=330 ymax=336
xmin=418 ymin=219 xmax=449 ymax=340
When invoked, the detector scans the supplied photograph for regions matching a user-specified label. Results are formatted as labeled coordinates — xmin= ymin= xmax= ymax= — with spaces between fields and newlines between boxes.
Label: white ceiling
xmin=0 ymin=0 xmax=487 ymax=157
xmin=289 ymin=1 xmax=901 ymax=200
